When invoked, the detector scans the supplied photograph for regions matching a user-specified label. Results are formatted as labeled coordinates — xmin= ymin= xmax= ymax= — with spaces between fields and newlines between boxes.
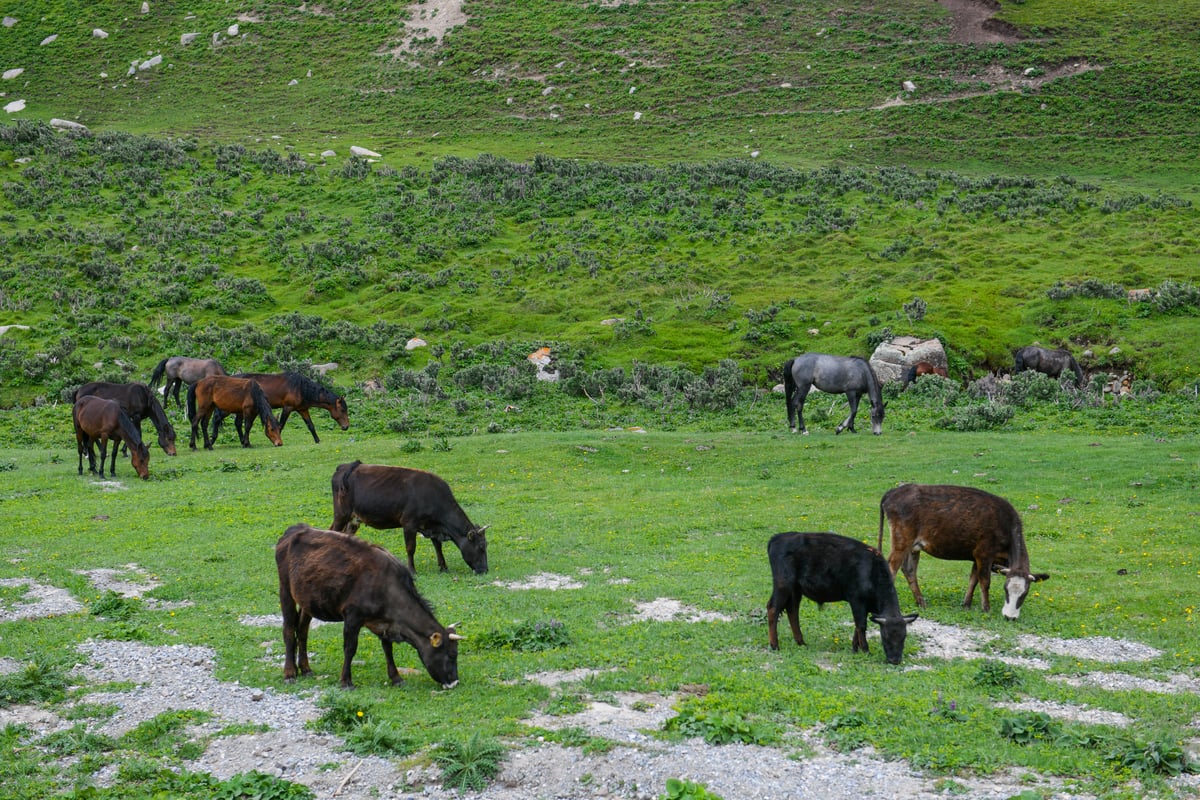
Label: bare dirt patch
xmin=390 ymin=0 xmax=468 ymax=56
xmin=493 ymin=571 xmax=584 ymax=590
xmin=938 ymin=0 xmax=1020 ymax=45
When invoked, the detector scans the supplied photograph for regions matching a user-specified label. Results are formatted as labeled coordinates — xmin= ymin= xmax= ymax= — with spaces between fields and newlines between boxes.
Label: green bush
xmin=434 ymin=732 xmax=506 ymax=791
xmin=659 ymin=777 xmax=725 ymax=800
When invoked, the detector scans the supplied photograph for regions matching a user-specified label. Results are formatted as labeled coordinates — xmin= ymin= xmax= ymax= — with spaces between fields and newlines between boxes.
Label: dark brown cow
xmin=330 ymin=461 xmax=489 ymax=574
xmin=767 ymin=532 xmax=918 ymax=664
xmin=878 ymin=484 xmax=1050 ymax=619
xmin=275 ymin=523 xmax=460 ymax=689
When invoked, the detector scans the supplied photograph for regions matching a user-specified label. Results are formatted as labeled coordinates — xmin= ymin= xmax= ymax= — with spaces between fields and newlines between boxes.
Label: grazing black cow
xmin=766 ymin=532 xmax=918 ymax=664
xmin=878 ymin=483 xmax=1050 ymax=620
xmin=275 ymin=523 xmax=460 ymax=689
xmin=1013 ymin=345 xmax=1084 ymax=386
xmin=330 ymin=461 xmax=489 ymax=574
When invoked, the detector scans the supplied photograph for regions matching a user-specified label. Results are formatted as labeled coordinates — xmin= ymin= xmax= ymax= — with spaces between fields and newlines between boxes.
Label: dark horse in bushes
xmin=149 ymin=355 xmax=228 ymax=408
xmin=211 ymin=371 xmax=349 ymax=444
xmin=72 ymin=381 xmax=177 ymax=456
xmin=900 ymin=361 xmax=949 ymax=391
xmin=73 ymin=395 xmax=150 ymax=480
xmin=784 ymin=353 xmax=885 ymax=436
xmin=187 ymin=375 xmax=283 ymax=450
xmin=1013 ymin=345 xmax=1084 ymax=386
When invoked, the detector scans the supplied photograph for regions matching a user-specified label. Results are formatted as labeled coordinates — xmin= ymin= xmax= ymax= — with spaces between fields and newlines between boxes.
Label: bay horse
xmin=186 ymin=375 xmax=283 ymax=450
xmin=784 ymin=353 xmax=885 ymax=435
xmin=149 ymin=355 xmax=228 ymax=408
xmin=1013 ymin=345 xmax=1084 ymax=386
xmin=72 ymin=381 xmax=177 ymax=456
xmin=211 ymin=372 xmax=349 ymax=444
xmin=73 ymin=395 xmax=150 ymax=480
xmin=900 ymin=361 xmax=949 ymax=391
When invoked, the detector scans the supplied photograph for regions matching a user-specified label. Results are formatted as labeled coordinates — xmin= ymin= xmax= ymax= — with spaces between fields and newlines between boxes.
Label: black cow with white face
xmin=767 ymin=531 xmax=918 ymax=665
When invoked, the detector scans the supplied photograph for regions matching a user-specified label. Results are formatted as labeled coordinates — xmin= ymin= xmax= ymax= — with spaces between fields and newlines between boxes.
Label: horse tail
xmin=149 ymin=357 xmax=168 ymax=389
xmin=185 ymin=381 xmax=198 ymax=423
xmin=251 ymin=383 xmax=278 ymax=430
xmin=901 ymin=364 xmax=916 ymax=391
xmin=1070 ymin=356 xmax=1084 ymax=386
xmin=782 ymin=358 xmax=796 ymax=427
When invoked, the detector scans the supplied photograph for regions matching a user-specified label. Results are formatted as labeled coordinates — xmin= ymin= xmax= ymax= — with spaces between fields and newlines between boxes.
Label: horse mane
xmin=861 ymin=358 xmax=883 ymax=406
xmin=116 ymin=407 xmax=144 ymax=447
xmin=250 ymin=382 xmax=280 ymax=430
xmin=145 ymin=390 xmax=173 ymax=435
xmin=287 ymin=371 xmax=336 ymax=404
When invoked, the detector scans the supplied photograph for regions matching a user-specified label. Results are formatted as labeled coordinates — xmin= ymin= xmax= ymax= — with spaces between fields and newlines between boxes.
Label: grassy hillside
xmin=2 ymin=0 xmax=1200 ymax=406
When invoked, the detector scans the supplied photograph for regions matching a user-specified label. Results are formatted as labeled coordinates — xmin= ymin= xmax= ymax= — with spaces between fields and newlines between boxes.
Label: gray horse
xmin=1013 ymin=346 xmax=1084 ymax=386
xmin=149 ymin=355 xmax=228 ymax=408
xmin=784 ymin=353 xmax=885 ymax=436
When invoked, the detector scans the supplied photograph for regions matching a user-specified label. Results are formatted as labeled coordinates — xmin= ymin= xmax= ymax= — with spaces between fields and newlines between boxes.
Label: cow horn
xmin=448 ymin=632 xmax=464 ymax=641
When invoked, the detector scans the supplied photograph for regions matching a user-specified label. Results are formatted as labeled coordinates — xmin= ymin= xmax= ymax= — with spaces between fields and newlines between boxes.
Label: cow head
xmin=995 ymin=567 xmax=1050 ymax=620
xmin=416 ymin=624 xmax=462 ymax=689
xmin=871 ymin=612 xmax=919 ymax=664
xmin=460 ymin=525 xmax=490 ymax=574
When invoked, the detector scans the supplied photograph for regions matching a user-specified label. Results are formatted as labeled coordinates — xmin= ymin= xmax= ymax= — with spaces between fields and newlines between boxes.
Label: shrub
xmin=659 ymin=777 xmax=725 ymax=800
xmin=476 ymin=619 xmax=570 ymax=652
xmin=0 ymin=661 xmax=70 ymax=707
xmin=664 ymin=701 xmax=770 ymax=746
xmin=936 ymin=401 xmax=1014 ymax=431
xmin=434 ymin=732 xmax=506 ymax=791
xmin=1105 ymin=733 xmax=1196 ymax=776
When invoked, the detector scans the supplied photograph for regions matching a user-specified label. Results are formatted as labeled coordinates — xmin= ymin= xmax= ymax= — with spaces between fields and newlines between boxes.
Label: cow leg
xmin=850 ymin=604 xmax=869 ymax=653
xmin=298 ymin=409 xmax=320 ymax=443
xmin=296 ymin=610 xmax=314 ymax=677
xmin=767 ymin=598 xmax=781 ymax=650
xmin=973 ymin=560 xmax=993 ymax=612
xmin=404 ymin=528 xmax=420 ymax=573
xmin=963 ymin=563 xmax=981 ymax=609
xmin=339 ymin=616 xmax=363 ymax=688
xmin=380 ymin=639 xmax=403 ymax=686
xmin=432 ymin=537 xmax=450 ymax=572
xmin=900 ymin=550 xmax=927 ymax=608
xmin=836 ymin=392 xmax=860 ymax=434
xmin=784 ymin=595 xmax=804 ymax=646
xmin=281 ymin=597 xmax=301 ymax=682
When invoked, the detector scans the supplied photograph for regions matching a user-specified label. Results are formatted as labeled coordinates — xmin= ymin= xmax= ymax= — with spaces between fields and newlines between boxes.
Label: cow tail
xmin=782 ymin=358 xmax=796 ymax=428
xmin=149 ymin=357 xmax=168 ymax=390
xmin=877 ymin=493 xmax=887 ymax=553
xmin=332 ymin=460 xmax=363 ymax=508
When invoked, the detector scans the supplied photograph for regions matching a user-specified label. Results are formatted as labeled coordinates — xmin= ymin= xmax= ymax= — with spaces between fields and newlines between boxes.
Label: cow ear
xmin=1031 ymin=572 xmax=1050 ymax=582
xmin=429 ymin=632 xmax=443 ymax=648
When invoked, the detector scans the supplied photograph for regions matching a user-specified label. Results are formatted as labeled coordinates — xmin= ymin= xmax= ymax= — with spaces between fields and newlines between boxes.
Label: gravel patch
xmin=995 ymin=699 xmax=1132 ymax=728
xmin=493 ymin=572 xmax=584 ymax=590
xmin=0 ymin=577 xmax=83 ymax=621
xmin=1017 ymin=634 xmax=1162 ymax=663
xmin=628 ymin=597 xmax=733 ymax=623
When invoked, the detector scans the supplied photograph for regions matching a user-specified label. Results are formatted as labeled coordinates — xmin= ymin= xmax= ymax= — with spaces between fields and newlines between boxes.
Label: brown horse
xmin=211 ymin=372 xmax=349 ymax=444
xmin=900 ymin=361 xmax=949 ymax=391
xmin=149 ymin=355 xmax=228 ymax=408
xmin=186 ymin=376 xmax=284 ymax=450
xmin=72 ymin=381 xmax=177 ymax=456
xmin=73 ymin=395 xmax=150 ymax=479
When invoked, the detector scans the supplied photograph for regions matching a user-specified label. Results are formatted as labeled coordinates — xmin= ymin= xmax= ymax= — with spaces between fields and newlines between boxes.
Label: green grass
xmin=0 ymin=420 xmax=1197 ymax=796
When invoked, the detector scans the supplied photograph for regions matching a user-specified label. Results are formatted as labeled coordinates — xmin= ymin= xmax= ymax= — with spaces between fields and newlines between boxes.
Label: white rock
xmin=629 ymin=86 xmax=636 ymax=94
xmin=0 ymin=324 xmax=31 ymax=335
xmin=350 ymin=145 xmax=381 ymax=158
xmin=902 ymin=80 xmax=917 ymax=92
xmin=750 ymin=150 xmax=759 ymax=158
xmin=541 ymin=86 xmax=553 ymax=96
xmin=321 ymin=149 xmax=336 ymax=157
xmin=40 ymin=34 xmax=57 ymax=45
xmin=3 ymin=68 xmax=24 ymax=81
xmin=2 ymin=16 xmax=16 ymax=28
xmin=212 ymin=31 xmax=220 ymax=44
xmin=141 ymin=2 xmax=149 ymax=12
xmin=50 ymin=118 xmax=88 ymax=131
xmin=306 ymin=69 xmax=312 ymax=77
xmin=405 ymin=337 xmax=427 ymax=350
xmin=138 ymin=55 xmax=162 ymax=70
xmin=228 ymin=24 xmax=239 ymax=36
xmin=1024 ymin=67 xmax=1036 ymax=76
xmin=633 ymin=111 xmax=642 ymax=120
xmin=180 ymin=32 xmax=199 ymax=45
xmin=288 ymin=79 xmax=298 ymax=85
xmin=3 ymin=98 xmax=25 ymax=113
xmin=93 ymin=28 xmax=109 ymax=39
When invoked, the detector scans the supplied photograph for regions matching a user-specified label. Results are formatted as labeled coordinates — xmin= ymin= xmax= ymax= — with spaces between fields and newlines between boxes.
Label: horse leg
xmin=793 ymin=387 xmax=811 ymax=435
xmin=108 ymin=436 xmax=121 ymax=476
xmin=201 ymin=412 xmax=216 ymax=450
xmin=297 ymin=409 xmax=321 ymax=443
xmin=836 ymin=392 xmax=860 ymax=434
xmin=240 ymin=412 xmax=254 ymax=447
xmin=189 ymin=414 xmax=201 ymax=451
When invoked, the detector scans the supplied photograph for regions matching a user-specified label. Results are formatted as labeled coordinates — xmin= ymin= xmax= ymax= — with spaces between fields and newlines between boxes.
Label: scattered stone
xmin=93 ymin=28 xmax=109 ymax=39
xmin=494 ymin=572 xmax=584 ymax=591
xmin=4 ymin=98 xmax=25 ymax=113
xmin=310 ymin=362 xmax=338 ymax=376
xmin=228 ymin=24 xmax=239 ymax=36
xmin=50 ymin=118 xmax=88 ymax=131
xmin=141 ymin=2 xmax=149 ymax=13
xmin=629 ymin=597 xmax=733 ymax=623
xmin=288 ymin=79 xmax=298 ymax=85
xmin=0 ymin=577 xmax=83 ymax=621
xmin=633 ymin=111 xmax=642 ymax=120
xmin=0 ymin=324 xmax=31 ymax=335
xmin=2 ymin=68 xmax=24 ymax=80
xmin=40 ymin=34 xmax=57 ymax=45
xmin=902 ymin=79 xmax=917 ymax=92
xmin=349 ymin=145 xmax=381 ymax=158
xmin=180 ymin=32 xmax=200 ymax=45
xmin=2 ymin=16 xmax=16 ymax=28
xmin=138 ymin=54 xmax=162 ymax=71
xmin=405 ymin=337 xmax=427 ymax=350
xmin=321 ymin=149 xmax=336 ymax=157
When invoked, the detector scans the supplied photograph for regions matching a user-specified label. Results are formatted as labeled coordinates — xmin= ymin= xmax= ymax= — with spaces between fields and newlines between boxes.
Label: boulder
xmin=92 ymin=28 xmax=109 ymax=38
xmin=180 ymin=32 xmax=200 ymax=45
xmin=4 ymin=99 xmax=26 ymax=113
xmin=350 ymin=145 xmax=381 ymax=158
xmin=40 ymin=35 xmax=58 ymax=46
xmin=869 ymin=336 xmax=947 ymax=384
xmin=2 ymin=68 xmax=24 ymax=81
xmin=50 ymin=118 xmax=89 ymax=131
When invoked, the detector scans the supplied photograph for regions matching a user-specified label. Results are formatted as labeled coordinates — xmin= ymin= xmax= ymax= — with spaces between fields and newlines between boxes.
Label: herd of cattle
xmin=62 ymin=354 xmax=1054 ymax=687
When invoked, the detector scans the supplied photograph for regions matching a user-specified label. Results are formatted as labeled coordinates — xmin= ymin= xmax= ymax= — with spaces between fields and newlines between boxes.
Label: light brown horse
xmin=187 ymin=376 xmax=283 ymax=450
xmin=149 ymin=355 xmax=227 ymax=408
xmin=211 ymin=372 xmax=349 ymax=443
xmin=900 ymin=361 xmax=950 ymax=391
xmin=73 ymin=395 xmax=150 ymax=479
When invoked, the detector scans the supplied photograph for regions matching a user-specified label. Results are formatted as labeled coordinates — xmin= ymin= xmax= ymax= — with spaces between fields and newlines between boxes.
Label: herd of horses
xmin=69 ymin=356 xmax=349 ymax=479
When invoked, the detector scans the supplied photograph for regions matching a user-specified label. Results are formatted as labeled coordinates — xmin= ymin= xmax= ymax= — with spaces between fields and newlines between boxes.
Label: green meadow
xmin=3 ymin=0 xmax=1200 ymax=796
